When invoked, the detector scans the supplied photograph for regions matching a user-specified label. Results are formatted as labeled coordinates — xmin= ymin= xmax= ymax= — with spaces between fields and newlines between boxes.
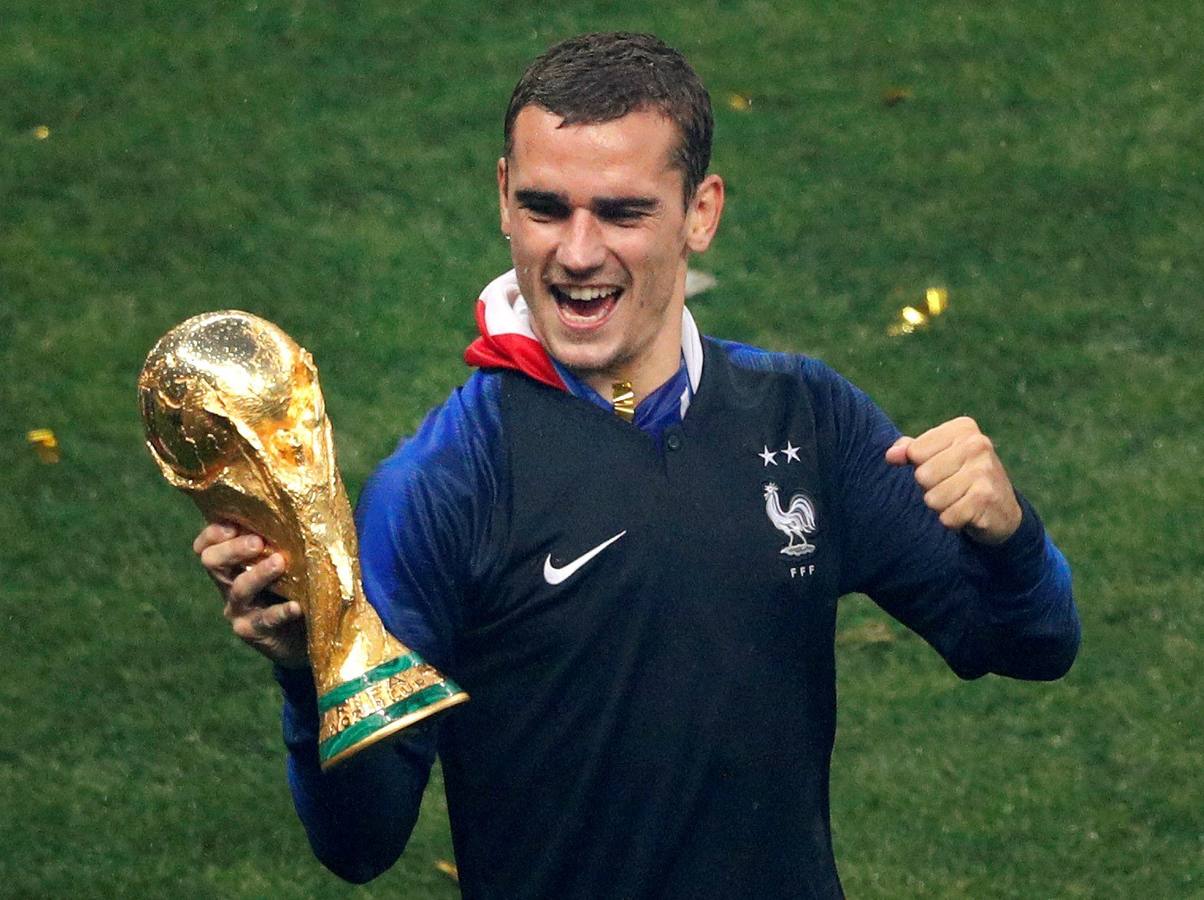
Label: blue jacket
xmin=276 ymin=338 xmax=1079 ymax=898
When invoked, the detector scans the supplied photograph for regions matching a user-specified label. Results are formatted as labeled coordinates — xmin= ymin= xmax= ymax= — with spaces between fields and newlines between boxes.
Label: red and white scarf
xmin=463 ymin=270 xmax=703 ymax=417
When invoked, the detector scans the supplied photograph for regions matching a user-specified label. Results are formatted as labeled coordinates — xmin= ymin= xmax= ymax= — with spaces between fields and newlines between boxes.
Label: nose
xmin=555 ymin=210 xmax=606 ymax=275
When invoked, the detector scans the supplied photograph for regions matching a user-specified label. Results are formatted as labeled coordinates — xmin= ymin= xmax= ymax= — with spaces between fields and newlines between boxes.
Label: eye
xmin=594 ymin=199 xmax=657 ymax=226
xmin=603 ymin=210 xmax=646 ymax=227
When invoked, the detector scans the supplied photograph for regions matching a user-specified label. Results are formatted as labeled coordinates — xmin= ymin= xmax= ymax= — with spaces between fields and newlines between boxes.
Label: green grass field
xmin=3 ymin=1 xmax=1201 ymax=896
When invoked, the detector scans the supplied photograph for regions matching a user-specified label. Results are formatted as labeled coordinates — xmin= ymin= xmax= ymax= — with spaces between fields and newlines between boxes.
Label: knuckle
xmin=968 ymin=433 xmax=993 ymax=454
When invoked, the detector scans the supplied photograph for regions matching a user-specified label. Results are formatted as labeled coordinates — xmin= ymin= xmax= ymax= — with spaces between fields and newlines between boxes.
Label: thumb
xmin=884 ymin=435 xmax=914 ymax=466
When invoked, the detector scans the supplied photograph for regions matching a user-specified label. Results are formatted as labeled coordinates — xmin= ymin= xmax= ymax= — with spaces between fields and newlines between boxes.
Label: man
xmin=196 ymin=32 xmax=1079 ymax=899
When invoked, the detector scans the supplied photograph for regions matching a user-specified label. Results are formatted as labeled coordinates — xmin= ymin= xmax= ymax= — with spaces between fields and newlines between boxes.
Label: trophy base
xmin=317 ymin=653 xmax=469 ymax=770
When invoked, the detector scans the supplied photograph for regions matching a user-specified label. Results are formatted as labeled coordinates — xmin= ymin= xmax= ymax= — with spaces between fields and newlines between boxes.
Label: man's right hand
xmin=193 ymin=522 xmax=309 ymax=669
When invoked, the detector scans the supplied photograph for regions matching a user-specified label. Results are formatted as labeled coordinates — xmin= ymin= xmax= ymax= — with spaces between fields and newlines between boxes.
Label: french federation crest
xmin=762 ymin=482 xmax=817 ymax=556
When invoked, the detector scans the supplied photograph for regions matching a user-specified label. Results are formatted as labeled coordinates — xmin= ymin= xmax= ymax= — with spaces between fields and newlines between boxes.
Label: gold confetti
xmin=887 ymin=287 xmax=950 ymax=336
xmin=881 ymin=87 xmax=913 ymax=107
xmin=32 ymin=125 xmax=51 ymax=140
xmin=612 ymin=381 xmax=635 ymax=422
xmin=27 ymin=428 xmax=60 ymax=463
xmin=726 ymin=92 xmax=753 ymax=112
xmin=435 ymin=859 xmax=459 ymax=882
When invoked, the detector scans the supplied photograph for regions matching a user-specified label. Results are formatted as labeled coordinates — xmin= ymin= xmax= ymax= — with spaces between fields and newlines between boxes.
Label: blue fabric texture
xmin=718 ymin=340 xmax=1079 ymax=680
xmin=277 ymin=339 xmax=1079 ymax=889
xmin=551 ymin=354 xmax=691 ymax=450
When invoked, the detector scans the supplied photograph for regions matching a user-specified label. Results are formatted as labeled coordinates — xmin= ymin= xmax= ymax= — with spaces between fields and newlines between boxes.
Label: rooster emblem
xmin=763 ymin=482 xmax=817 ymax=556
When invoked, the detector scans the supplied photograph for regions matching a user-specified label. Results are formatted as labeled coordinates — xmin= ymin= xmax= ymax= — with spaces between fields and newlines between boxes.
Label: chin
xmin=544 ymin=339 xmax=617 ymax=378
xmin=552 ymin=349 xmax=613 ymax=378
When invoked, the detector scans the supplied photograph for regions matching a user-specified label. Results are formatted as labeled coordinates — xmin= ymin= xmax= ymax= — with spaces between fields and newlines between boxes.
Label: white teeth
xmin=561 ymin=286 xmax=619 ymax=301
xmin=562 ymin=307 xmax=601 ymax=323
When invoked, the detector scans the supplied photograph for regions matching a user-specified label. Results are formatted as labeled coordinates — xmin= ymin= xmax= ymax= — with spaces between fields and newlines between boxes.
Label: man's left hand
xmin=885 ymin=416 xmax=1022 ymax=546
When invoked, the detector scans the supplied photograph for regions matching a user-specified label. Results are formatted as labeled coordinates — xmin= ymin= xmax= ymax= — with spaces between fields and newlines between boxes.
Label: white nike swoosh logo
xmin=543 ymin=530 xmax=627 ymax=586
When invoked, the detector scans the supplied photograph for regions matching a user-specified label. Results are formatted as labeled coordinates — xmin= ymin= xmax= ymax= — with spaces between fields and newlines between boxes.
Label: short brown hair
xmin=504 ymin=32 xmax=714 ymax=204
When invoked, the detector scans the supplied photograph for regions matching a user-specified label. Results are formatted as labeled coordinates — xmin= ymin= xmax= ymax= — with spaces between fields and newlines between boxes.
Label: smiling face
xmin=499 ymin=106 xmax=723 ymax=399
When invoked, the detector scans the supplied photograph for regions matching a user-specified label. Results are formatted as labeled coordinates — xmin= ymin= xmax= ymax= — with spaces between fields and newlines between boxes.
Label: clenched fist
xmin=885 ymin=416 xmax=1022 ymax=546
xmin=193 ymin=522 xmax=309 ymax=669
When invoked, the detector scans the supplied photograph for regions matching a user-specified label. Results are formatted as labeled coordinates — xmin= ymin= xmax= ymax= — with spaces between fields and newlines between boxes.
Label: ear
xmin=685 ymin=174 xmax=724 ymax=253
xmin=497 ymin=157 xmax=511 ymax=235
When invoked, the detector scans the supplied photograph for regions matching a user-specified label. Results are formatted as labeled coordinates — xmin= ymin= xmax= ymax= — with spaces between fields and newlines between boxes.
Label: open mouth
xmin=550 ymin=284 xmax=622 ymax=327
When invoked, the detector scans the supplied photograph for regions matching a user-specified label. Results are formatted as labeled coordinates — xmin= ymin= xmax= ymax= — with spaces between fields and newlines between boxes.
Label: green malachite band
xmin=318 ymin=681 xmax=461 ymax=764
xmin=317 ymin=651 xmax=424 ymax=714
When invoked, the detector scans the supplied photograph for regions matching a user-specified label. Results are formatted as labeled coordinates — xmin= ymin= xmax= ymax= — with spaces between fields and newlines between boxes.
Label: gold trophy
xmin=138 ymin=311 xmax=468 ymax=769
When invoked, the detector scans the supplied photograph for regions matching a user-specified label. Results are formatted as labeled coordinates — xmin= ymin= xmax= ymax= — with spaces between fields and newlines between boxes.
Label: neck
xmin=580 ymin=356 xmax=680 ymax=406
xmin=584 ymin=277 xmax=687 ymax=403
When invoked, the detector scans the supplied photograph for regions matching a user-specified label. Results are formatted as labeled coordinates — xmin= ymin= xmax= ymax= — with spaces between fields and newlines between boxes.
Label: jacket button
xmin=666 ymin=433 xmax=682 ymax=451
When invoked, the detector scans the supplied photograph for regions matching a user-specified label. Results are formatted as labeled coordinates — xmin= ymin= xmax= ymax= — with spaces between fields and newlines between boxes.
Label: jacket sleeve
xmin=276 ymin=664 xmax=436 ymax=883
xmin=817 ymin=362 xmax=1080 ymax=680
xmin=277 ymin=374 xmax=502 ymax=881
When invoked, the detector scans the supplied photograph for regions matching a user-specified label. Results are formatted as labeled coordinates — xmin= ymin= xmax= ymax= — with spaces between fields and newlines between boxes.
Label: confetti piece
xmin=27 ymin=428 xmax=60 ymax=463
xmin=612 ymin=381 xmax=635 ymax=422
xmin=881 ymin=87 xmax=913 ymax=107
xmin=726 ymin=92 xmax=753 ymax=112
xmin=887 ymin=287 xmax=950 ymax=336
xmin=685 ymin=268 xmax=717 ymax=298
xmin=435 ymin=859 xmax=459 ymax=882
xmin=32 ymin=125 xmax=51 ymax=140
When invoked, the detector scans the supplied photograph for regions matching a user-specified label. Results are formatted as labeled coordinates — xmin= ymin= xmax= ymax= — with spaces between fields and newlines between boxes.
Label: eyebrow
xmin=594 ymin=196 xmax=660 ymax=218
xmin=515 ymin=189 xmax=568 ymax=212
xmin=515 ymin=189 xmax=660 ymax=217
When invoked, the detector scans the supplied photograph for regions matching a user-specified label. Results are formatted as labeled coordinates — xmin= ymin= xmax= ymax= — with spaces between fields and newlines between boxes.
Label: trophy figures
xmin=138 ymin=311 xmax=468 ymax=769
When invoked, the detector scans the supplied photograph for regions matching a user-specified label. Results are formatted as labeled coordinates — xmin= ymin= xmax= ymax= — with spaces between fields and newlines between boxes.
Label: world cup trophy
xmin=138 ymin=311 xmax=468 ymax=769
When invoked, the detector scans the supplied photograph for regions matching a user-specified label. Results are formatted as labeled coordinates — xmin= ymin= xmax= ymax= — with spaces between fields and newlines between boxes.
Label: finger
xmin=232 ymin=599 xmax=302 ymax=642
xmin=912 ymin=441 xmax=972 ymax=491
xmin=226 ymin=552 xmax=286 ymax=616
xmin=193 ymin=521 xmax=239 ymax=554
xmin=905 ymin=416 xmax=980 ymax=467
xmin=200 ymin=533 xmax=266 ymax=575
xmin=937 ymin=482 xmax=1000 ymax=535
xmin=260 ymin=599 xmax=304 ymax=630
xmin=884 ymin=436 xmax=914 ymax=466
xmin=922 ymin=467 xmax=975 ymax=515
